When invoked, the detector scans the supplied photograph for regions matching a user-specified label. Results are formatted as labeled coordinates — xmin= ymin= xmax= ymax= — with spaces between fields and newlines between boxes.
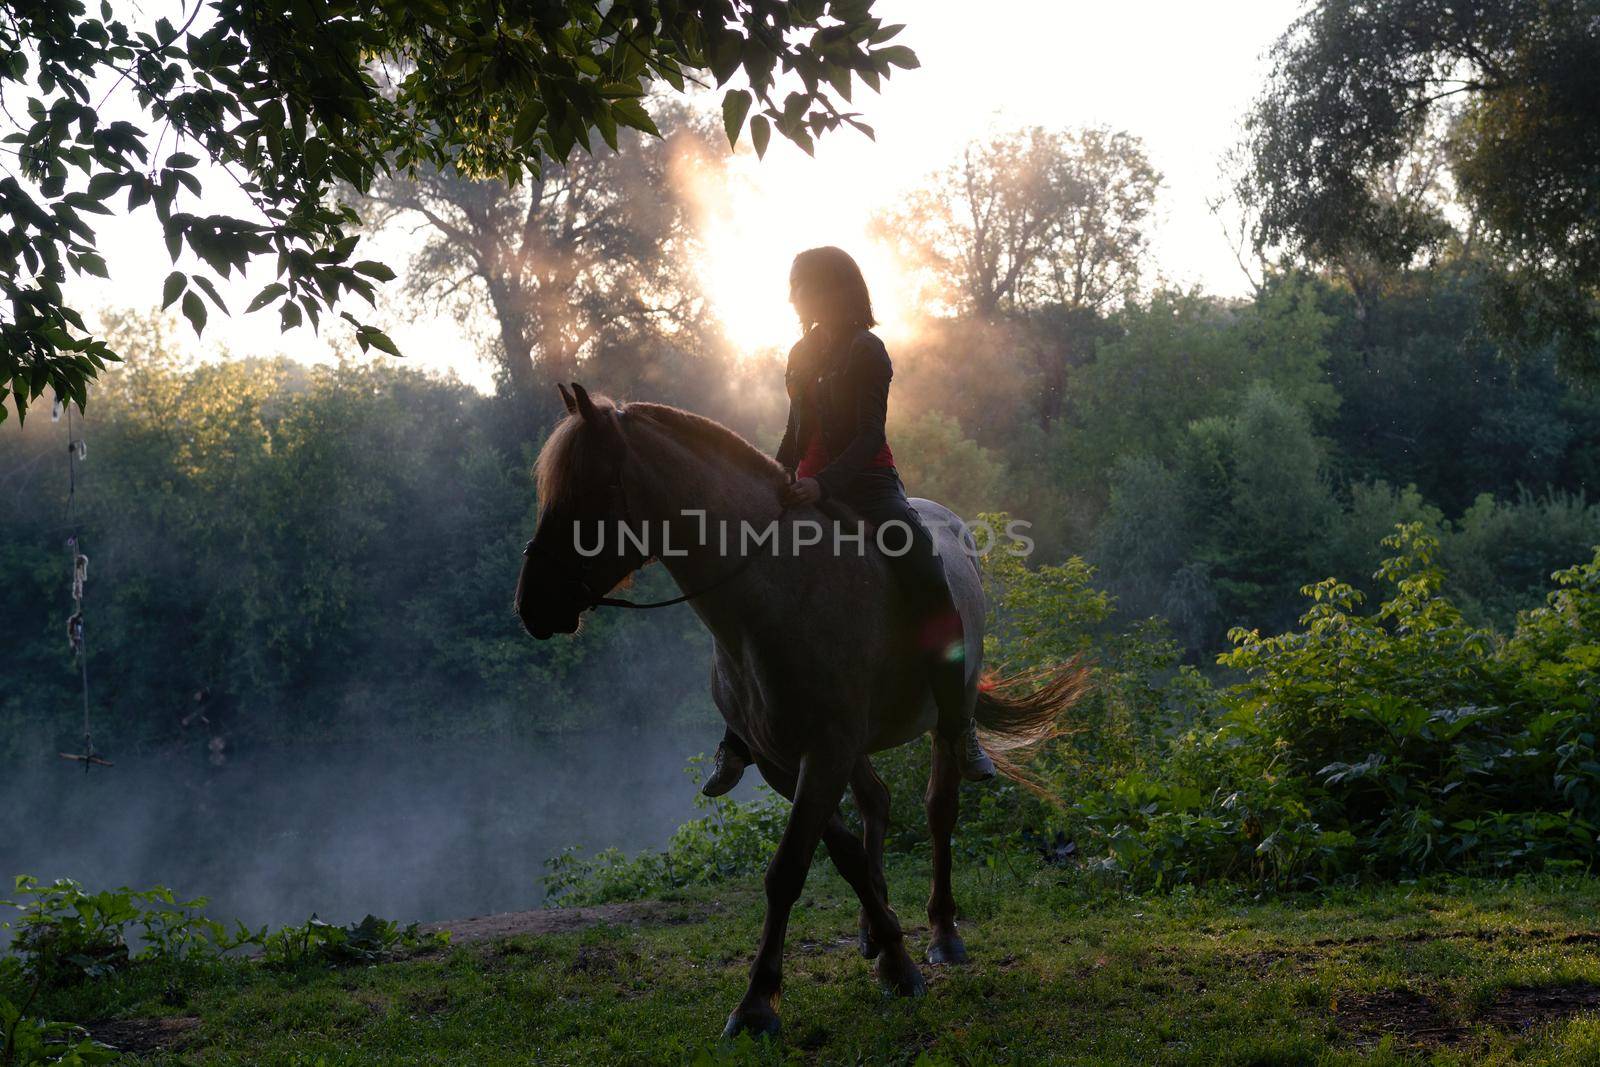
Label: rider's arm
xmin=773 ymin=340 xmax=804 ymax=477
xmin=812 ymin=333 xmax=892 ymax=500
xmin=774 ymin=395 xmax=800 ymax=478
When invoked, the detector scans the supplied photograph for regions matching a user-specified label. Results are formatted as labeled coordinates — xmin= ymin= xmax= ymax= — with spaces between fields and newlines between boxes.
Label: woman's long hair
xmin=792 ymin=246 xmax=876 ymax=330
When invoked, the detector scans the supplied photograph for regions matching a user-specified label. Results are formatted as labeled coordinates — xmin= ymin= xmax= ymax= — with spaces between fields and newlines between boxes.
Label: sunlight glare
xmin=671 ymin=139 xmax=917 ymax=358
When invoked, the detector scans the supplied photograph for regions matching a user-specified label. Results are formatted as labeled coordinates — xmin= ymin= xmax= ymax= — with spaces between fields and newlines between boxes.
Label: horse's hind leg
xmin=821 ymin=812 xmax=924 ymax=997
xmin=849 ymin=758 xmax=892 ymax=960
xmin=925 ymin=736 xmax=969 ymax=964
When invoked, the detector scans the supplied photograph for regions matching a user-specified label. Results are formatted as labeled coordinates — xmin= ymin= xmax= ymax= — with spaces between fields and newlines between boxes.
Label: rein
xmin=592 ymin=540 xmax=768 ymax=610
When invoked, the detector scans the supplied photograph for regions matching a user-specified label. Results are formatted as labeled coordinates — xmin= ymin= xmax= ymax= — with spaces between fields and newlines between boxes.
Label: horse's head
xmin=516 ymin=383 xmax=649 ymax=639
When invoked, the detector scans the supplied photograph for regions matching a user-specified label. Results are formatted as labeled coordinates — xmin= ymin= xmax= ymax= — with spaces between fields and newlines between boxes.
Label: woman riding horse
xmin=699 ymin=246 xmax=995 ymax=795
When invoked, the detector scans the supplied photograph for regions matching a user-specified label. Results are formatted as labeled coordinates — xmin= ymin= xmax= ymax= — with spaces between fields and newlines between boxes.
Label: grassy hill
xmin=15 ymin=861 xmax=1600 ymax=1065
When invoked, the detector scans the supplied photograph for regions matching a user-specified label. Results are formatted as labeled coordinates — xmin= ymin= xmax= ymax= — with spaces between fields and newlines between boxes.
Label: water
xmin=1 ymin=729 xmax=733 ymax=935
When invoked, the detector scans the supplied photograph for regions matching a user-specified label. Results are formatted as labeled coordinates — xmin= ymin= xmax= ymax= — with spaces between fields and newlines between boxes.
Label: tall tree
xmin=879 ymin=126 xmax=1159 ymax=318
xmin=359 ymin=111 xmax=715 ymax=425
xmin=879 ymin=126 xmax=1158 ymax=423
xmin=0 ymin=0 xmax=918 ymax=424
xmin=1245 ymin=0 xmax=1600 ymax=375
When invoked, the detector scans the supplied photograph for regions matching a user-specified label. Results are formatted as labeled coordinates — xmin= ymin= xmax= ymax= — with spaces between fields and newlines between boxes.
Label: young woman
xmin=701 ymin=245 xmax=996 ymax=797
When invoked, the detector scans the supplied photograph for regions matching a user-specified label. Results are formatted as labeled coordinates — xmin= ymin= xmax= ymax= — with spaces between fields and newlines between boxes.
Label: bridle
xmin=523 ymin=468 xmax=778 ymax=612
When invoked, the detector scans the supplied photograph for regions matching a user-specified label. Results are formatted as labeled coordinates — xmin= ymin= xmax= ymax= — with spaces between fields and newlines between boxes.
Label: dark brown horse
xmin=515 ymin=383 xmax=1086 ymax=1037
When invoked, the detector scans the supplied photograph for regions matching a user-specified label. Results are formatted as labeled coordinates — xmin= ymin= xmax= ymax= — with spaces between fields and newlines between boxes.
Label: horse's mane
xmin=536 ymin=397 xmax=785 ymax=507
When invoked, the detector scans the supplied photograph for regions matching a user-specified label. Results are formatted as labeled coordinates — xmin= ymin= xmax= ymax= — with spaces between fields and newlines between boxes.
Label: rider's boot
xmin=701 ymin=734 xmax=750 ymax=797
xmin=929 ymin=632 xmax=995 ymax=782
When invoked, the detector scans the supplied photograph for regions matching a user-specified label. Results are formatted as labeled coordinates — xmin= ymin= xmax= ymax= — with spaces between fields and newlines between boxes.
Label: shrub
xmin=1075 ymin=526 xmax=1600 ymax=889
xmin=1443 ymin=489 xmax=1600 ymax=629
xmin=1 ymin=877 xmax=223 ymax=986
xmin=242 ymin=914 xmax=447 ymax=970
xmin=0 ymin=993 xmax=115 ymax=1066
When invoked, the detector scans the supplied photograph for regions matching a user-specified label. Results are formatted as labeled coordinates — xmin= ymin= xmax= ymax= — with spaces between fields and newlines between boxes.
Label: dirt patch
xmin=1335 ymin=982 xmax=1600 ymax=1048
xmin=1335 ymin=989 xmax=1467 ymax=1047
xmin=794 ymin=935 xmax=857 ymax=956
xmin=1479 ymin=983 xmax=1600 ymax=1032
xmin=420 ymin=900 xmax=714 ymax=945
xmin=1232 ymin=948 xmax=1320 ymax=974
xmin=87 ymin=1016 xmax=200 ymax=1054
xmin=1313 ymin=927 xmax=1552 ymax=949
xmin=402 ymin=988 xmax=451 ymax=1016
xmin=567 ymin=943 xmax=640 ymax=976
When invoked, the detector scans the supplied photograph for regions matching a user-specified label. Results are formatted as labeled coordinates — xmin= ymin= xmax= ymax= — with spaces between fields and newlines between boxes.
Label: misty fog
xmin=1 ymin=727 xmax=754 ymax=941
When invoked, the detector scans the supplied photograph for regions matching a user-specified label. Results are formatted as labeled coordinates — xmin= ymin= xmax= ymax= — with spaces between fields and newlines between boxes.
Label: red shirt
xmin=795 ymin=387 xmax=894 ymax=480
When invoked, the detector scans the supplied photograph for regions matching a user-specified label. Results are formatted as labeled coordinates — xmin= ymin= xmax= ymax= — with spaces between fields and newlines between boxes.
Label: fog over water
xmin=2 ymin=727 xmax=736 ymax=937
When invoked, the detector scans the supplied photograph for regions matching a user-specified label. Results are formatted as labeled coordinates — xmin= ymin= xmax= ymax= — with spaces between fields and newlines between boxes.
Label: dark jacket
xmin=774 ymin=326 xmax=893 ymax=500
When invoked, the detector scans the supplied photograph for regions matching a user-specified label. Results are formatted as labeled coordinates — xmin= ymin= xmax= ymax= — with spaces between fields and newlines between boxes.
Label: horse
xmin=515 ymin=382 xmax=1087 ymax=1038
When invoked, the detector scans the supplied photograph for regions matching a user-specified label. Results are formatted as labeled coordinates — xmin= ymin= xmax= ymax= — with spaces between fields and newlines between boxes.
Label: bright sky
xmin=68 ymin=0 xmax=1295 ymax=393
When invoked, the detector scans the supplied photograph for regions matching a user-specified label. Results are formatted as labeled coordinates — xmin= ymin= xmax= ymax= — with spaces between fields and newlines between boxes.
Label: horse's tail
xmin=972 ymin=657 xmax=1091 ymax=801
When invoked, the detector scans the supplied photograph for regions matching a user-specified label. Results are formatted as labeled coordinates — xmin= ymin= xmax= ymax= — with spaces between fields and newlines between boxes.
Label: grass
xmin=13 ymin=859 xmax=1600 ymax=1065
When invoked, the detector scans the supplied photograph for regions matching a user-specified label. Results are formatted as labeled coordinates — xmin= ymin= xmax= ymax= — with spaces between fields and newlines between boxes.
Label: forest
xmin=5 ymin=140 xmax=1598 ymax=758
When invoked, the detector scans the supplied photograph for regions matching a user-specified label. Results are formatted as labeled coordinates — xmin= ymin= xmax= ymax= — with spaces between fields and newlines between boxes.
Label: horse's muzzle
xmin=521 ymin=613 xmax=579 ymax=640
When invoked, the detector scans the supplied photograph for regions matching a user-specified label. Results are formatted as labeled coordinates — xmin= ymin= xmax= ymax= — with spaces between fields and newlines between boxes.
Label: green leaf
xmin=181 ymin=290 xmax=207 ymax=335
xmin=824 ymin=64 xmax=852 ymax=103
xmin=353 ymin=260 xmax=396 ymax=282
xmin=161 ymin=271 xmax=186 ymax=309
xmin=512 ymin=101 xmax=546 ymax=147
xmin=193 ymin=274 xmax=228 ymax=312
xmin=86 ymin=172 xmax=125 ymax=199
xmin=361 ymin=328 xmax=401 ymax=358
xmin=166 ymin=152 xmax=200 ymax=169
xmin=873 ymin=45 xmax=919 ymax=70
xmin=245 ymin=282 xmax=288 ymax=313
xmin=722 ymin=90 xmax=752 ymax=148
xmin=709 ymin=30 xmax=743 ymax=85
xmin=303 ymin=138 xmax=327 ymax=176
xmin=611 ymin=99 xmax=660 ymax=137
xmin=750 ymin=115 xmax=771 ymax=159
xmin=595 ymin=107 xmax=619 ymax=151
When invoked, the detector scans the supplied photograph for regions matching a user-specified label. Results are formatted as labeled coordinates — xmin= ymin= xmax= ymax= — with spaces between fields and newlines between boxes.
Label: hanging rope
xmin=58 ymin=399 xmax=111 ymax=770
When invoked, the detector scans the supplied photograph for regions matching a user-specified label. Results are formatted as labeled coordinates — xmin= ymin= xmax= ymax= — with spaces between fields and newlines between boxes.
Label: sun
xmin=671 ymin=140 xmax=916 ymax=357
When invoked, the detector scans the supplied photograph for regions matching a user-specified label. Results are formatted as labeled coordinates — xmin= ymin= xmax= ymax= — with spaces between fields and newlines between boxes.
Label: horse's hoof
xmin=723 ymin=1008 xmax=782 ymax=1039
xmin=927 ymin=935 xmax=969 ymax=965
xmin=858 ymin=926 xmax=882 ymax=960
xmin=875 ymin=952 xmax=927 ymax=997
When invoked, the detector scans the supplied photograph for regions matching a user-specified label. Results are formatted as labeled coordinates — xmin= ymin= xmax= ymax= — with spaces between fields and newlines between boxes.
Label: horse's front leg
xmin=723 ymin=752 xmax=850 ymax=1039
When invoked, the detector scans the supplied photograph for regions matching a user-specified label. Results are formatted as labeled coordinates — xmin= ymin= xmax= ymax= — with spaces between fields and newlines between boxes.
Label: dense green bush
xmin=1076 ymin=526 xmax=1600 ymax=889
xmin=1443 ymin=489 xmax=1600 ymax=629
xmin=1 ymin=877 xmax=224 ymax=986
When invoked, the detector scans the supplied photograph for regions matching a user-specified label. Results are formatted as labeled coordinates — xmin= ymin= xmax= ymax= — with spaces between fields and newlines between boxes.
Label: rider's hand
xmin=782 ymin=477 xmax=823 ymax=506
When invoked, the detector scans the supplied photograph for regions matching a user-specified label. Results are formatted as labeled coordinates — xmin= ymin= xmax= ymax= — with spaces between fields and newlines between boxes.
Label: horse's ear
xmin=557 ymin=383 xmax=577 ymax=415
xmin=571 ymin=382 xmax=600 ymax=424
